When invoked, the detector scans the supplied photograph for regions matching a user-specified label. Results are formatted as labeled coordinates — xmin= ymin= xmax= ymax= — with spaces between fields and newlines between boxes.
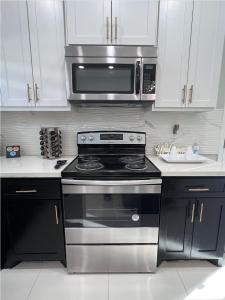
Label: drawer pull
xmin=199 ymin=203 xmax=204 ymax=223
xmin=54 ymin=205 xmax=59 ymax=225
xmin=188 ymin=188 xmax=209 ymax=192
xmin=191 ymin=203 xmax=195 ymax=223
xmin=16 ymin=189 xmax=37 ymax=193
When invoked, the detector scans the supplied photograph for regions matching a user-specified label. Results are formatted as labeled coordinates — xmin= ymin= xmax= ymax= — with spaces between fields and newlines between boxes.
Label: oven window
xmin=72 ymin=64 xmax=134 ymax=94
xmin=63 ymin=194 xmax=159 ymax=228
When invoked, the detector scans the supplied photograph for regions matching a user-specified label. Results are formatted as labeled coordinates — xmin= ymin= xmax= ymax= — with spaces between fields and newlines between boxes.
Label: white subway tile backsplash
xmin=0 ymin=106 xmax=223 ymax=157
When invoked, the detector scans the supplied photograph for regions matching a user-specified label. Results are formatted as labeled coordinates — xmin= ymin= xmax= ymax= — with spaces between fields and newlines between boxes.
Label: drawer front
xmin=65 ymin=227 xmax=159 ymax=244
xmin=3 ymin=179 xmax=61 ymax=199
xmin=163 ymin=177 xmax=225 ymax=195
xmin=66 ymin=245 xmax=158 ymax=273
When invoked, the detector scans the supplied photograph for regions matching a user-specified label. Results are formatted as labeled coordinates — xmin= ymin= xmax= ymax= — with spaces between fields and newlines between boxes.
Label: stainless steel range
xmin=62 ymin=131 xmax=161 ymax=273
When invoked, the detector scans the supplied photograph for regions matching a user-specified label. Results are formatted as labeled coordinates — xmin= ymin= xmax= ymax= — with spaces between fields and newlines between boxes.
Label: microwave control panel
xmin=143 ymin=64 xmax=156 ymax=94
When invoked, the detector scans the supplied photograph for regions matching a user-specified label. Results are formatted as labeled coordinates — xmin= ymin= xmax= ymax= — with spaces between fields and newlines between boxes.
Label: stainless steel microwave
xmin=65 ymin=45 xmax=157 ymax=102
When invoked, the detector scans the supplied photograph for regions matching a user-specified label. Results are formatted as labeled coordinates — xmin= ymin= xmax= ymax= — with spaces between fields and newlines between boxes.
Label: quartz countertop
xmin=1 ymin=155 xmax=225 ymax=178
xmin=0 ymin=156 xmax=75 ymax=178
xmin=147 ymin=155 xmax=225 ymax=177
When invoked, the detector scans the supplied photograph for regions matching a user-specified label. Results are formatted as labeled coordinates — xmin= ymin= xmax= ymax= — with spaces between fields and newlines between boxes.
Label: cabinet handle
xmin=188 ymin=188 xmax=209 ymax=192
xmin=54 ymin=205 xmax=59 ymax=225
xmin=115 ymin=17 xmax=118 ymax=42
xmin=191 ymin=203 xmax=195 ymax=223
xmin=16 ymin=189 xmax=37 ymax=193
xmin=199 ymin=203 xmax=204 ymax=223
xmin=188 ymin=85 xmax=193 ymax=104
xmin=35 ymin=83 xmax=39 ymax=102
xmin=27 ymin=83 xmax=32 ymax=102
xmin=182 ymin=85 xmax=187 ymax=104
xmin=106 ymin=16 xmax=109 ymax=41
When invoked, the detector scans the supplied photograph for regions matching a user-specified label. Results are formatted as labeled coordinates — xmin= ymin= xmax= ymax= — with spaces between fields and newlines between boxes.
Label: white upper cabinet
xmin=1 ymin=1 xmax=34 ymax=107
xmin=155 ymin=0 xmax=193 ymax=108
xmin=65 ymin=0 xmax=111 ymax=45
xmin=155 ymin=0 xmax=225 ymax=110
xmin=27 ymin=0 xmax=67 ymax=107
xmin=187 ymin=1 xmax=225 ymax=108
xmin=65 ymin=0 xmax=158 ymax=45
xmin=111 ymin=0 xmax=158 ymax=45
xmin=1 ymin=0 xmax=67 ymax=109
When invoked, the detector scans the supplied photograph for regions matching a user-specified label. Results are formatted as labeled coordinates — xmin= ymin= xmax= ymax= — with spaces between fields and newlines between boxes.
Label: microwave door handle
xmin=135 ymin=61 xmax=141 ymax=95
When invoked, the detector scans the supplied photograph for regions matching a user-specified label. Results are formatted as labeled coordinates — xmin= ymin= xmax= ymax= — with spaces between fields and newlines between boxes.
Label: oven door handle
xmin=61 ymin=179 xmax=162 ymax=186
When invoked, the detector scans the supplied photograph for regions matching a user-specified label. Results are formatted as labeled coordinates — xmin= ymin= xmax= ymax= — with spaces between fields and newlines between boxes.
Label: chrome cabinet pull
xmin=182 ymin=85 xmax=187 ymax=104
xmin=115 ymin=17 xmax=118 ymax=42
xmin=188 ymin=188 xmax=209 ymax=192
xmin=188 ymin=85 xmax=193 ymax=104
xmin=106 ymin=16 xmax=109 ymax=41
xmin=54 ymin=205 xmax=59 ymax=225
xmin=191 ymin=203 xmax=195 ymax=223
xmin=199 ymin=203 xmax=204 ymax=223
xmin=27 ymin=83 xmax=32 ymax=102
xmin=35 ymin=83 xmax=39 ymax=102
xmin=16 ymin=189 xmax=37 ymax=193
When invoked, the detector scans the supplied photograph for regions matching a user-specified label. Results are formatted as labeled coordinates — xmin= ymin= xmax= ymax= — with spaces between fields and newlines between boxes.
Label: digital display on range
xmin=100 ymin=134 xmax=123 ymax=140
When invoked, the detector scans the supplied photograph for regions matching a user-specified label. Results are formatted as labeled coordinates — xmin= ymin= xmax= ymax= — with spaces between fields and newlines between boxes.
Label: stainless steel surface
xmin=191 ymin=203 xmax=196 ymax=223
xmin=62 ymin=179 xmax=161 ymax=194
xmin=106 ymin=16 xmax=109 ymax=41
xmin=34 ymin=83 xmax=39 ymax=102
xmin=77 ymin=131 xmax=146 ymax=145
xmin=65 ymin=227 xmax=159 ymax=244
xmin=182 ymin=84 xmax=187 ymax=104
xmin=65 ymin=45 xmax=157 ymax=58
xmin=140 ymin=57 xmax=156 ymax=101
xmin=16 ymin=189 xmax=37 ymax=193
xmin=66 ymin=56 xmax=141 ymax=101
xmin=54 ymin=205 xmax=59 ymax=225
xmin=188 ymin=188 xmax=210 ymax=192
xmin=199 ymin=203 xmax=204 ymax=223
xmin=27 ymin=83 xmax=32 ymax=102
xmin=62 ymin=179 xmax=161 ymax=186
xmin=115 ymin=17 xmax=118 ymax=42
xmin=66 ymin=244 xmax=158 ymax=273
xmin=188 ymin=84 xmax=193 ymax=104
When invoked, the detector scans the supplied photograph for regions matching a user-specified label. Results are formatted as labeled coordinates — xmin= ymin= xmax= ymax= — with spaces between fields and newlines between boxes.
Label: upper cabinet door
xmin=27 ymin=0 xmax=67 ymax=107
xmin=155 ymin=0 xmax=193 ymax=108
xmin=65 ymin=0 xmax=111 ymax=45
xmin=112 ymin=0 xmax=158 ymax=45
xmin=0 ymin=1 xmax=34 ymax=107
xmin=187 ymin=1 xmax=225 ymax=108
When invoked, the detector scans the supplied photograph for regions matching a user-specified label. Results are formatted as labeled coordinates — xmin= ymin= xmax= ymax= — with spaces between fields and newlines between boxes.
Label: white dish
xmin=159 ymin=153 xmax=210 ymax=163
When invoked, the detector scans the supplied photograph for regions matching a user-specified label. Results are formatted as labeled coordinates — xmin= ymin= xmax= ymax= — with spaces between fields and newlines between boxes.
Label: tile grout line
xmin=25 ymin=268 xmax=42 ymax=300
xmin=176 ymin=269 xmax=188 ymax=296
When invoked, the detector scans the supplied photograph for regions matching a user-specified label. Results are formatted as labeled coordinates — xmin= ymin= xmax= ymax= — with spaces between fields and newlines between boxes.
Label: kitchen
xmin=0 ymin=0 xmax=225 ymax=299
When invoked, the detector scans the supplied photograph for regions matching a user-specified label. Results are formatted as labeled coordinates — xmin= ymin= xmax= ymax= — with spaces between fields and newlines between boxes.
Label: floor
xmin=1 ymin=259 xmax=225 ymax=300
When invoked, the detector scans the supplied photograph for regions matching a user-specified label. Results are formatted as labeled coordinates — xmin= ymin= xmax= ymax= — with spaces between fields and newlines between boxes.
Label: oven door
xmin=62 ymin=180 xmax=161 ymax=244
xmin=66 ymin=57 xmax=141 ymax=101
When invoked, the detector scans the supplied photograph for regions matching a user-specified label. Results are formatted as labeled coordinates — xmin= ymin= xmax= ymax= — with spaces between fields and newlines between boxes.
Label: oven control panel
xmin=77 ymin=131 xmax=146 ymax=145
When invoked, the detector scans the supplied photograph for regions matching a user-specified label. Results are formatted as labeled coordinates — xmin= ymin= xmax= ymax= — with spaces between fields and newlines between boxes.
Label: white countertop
xmin=148 ymin=155 xmax=225 ymax=177
xmin=0 ymin=156 xmax=74 ymax=178
xmin=1 ymin=155 xmax=225 ymax=178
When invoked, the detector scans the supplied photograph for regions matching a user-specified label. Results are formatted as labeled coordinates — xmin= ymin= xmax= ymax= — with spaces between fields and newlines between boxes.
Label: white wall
xmin=0 ymin=107 xmax=223 ymax=157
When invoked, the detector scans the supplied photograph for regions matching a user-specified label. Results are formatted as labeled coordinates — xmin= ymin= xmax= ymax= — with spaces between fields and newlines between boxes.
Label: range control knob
xmin=129 ymin=135 xmax=135 ymax=141
xmin=137 ymin=135 xmax=142 ymax=141
xmin=89 ymin=136 xmax=94 ymax=141
xmin=81 ymin=136 xmax=86 ymax=141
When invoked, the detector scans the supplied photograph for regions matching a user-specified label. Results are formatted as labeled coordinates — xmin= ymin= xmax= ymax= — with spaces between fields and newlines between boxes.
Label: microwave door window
xmin=72 ymin=64 xmax=134 ymax=94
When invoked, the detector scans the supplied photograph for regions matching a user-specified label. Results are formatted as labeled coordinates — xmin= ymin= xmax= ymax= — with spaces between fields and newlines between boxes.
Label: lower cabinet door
xmin=159 ymin=198 xmax=194 ymax=260
xmin=5 ymin=199 xmax=62 ymax=255
xmin=191 ymin=198 xmax=225 ymax=259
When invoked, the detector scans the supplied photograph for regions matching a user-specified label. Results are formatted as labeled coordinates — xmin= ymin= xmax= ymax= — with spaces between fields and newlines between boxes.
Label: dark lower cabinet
xmin=191 ymin=197 xmax=225 ymax=260
xmin=159 ymin=177 xmax=225 ymax=266
xmin=2 ymin=178 xmax=66 ymax=268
